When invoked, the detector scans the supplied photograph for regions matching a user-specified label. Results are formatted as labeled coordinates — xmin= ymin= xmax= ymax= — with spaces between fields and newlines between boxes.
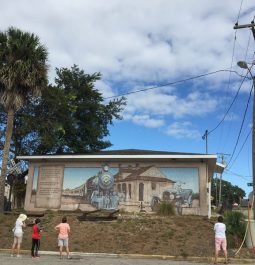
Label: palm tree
xmin=0 ymin=27 xmax=48 ymax=211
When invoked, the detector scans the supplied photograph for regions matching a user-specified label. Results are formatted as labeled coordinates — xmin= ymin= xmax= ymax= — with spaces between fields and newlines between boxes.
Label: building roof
xmin=17 ymin=149 xmax=224 ymax=178
xmin=17 ymin=148 xmax=217 ymax=160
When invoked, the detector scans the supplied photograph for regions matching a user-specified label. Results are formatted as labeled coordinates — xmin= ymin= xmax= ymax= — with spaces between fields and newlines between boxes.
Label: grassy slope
xmin=0 ymin=212 xmax=253 ymax=259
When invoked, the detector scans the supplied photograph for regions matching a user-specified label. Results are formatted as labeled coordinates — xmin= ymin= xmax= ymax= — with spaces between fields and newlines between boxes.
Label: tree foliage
xmin=0 ymin=27 xmax=48 ymax=211
xmin=1 ymin=65 xmax=126 ymax=156
xmin=211 ymin=177 xmax=245 ymax=207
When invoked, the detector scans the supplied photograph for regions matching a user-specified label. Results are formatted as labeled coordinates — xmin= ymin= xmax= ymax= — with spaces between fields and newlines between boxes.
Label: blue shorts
xmin=58 ymin=238 xmax=69 ymax=247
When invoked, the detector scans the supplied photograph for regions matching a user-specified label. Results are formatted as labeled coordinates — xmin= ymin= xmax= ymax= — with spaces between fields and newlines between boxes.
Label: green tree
xmin=1 ymin=65 xmax=125 ymax=155
xmin=0 ymin=27 xmax=48 ymax=211
xmin=211 ymin=177 xmax=245 ymax=207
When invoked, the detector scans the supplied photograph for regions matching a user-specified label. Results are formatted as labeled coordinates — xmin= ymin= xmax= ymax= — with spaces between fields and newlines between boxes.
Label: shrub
xmin=224 ymin=210 xmax=245 ymax=248
xmin=156 ymin=201 xmax=175 ymax=216
xmin=0 ymin=213 xmax=6 ymax=224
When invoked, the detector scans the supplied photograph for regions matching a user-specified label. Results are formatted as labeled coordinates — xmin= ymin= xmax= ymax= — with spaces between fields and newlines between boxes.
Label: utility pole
xmin=234 ymin=19 xmax=255 ymax=220
xmin=202 ymin=130 xmax=208 ymax=154
xmin=202 ymin=129 xmax=210 ymax=217
xmin=217 ymin=153 xmax=230 ymax=207
xmin=215 ymin=173 xmax=218 ymax=206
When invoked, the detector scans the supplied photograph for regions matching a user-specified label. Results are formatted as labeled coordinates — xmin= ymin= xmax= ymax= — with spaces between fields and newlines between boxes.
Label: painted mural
xmin=31 ymin=165 xmax=199 ymax=213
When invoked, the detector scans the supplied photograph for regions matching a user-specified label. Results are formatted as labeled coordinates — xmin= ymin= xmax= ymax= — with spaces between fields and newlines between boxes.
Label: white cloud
xmin=218 ymin=112 xmax=239 ymax=122
xmin=1 ymin=0 xmax=254 ymax=83
xmin=124 ymin=89 xmax=218 ymax=118
xmin=127 ymin=114 xmax=165 ymax=128
xmin=0 ymin=0 xmax=254 ymax=135
xmin=165 ymin=122 xmax=201 ymax=139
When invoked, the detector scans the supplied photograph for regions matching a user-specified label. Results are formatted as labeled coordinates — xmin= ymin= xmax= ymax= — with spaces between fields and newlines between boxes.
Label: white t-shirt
xmin=214 ymin=222 xmax=226 ymax=238
xmin=14 ymin=219 xmax=24 ymax=235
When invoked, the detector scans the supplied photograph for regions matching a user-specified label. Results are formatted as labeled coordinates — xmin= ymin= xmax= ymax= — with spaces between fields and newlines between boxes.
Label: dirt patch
xmin=0 ymin=212 xmax=254 ymax=259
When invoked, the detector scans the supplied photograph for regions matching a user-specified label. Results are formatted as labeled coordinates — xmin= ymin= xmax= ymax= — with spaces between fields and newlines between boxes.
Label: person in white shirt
xmin=214 ymin=215 xmax=228 ymax=264
xmin=11 ymin=214 xmax=27 ymax=258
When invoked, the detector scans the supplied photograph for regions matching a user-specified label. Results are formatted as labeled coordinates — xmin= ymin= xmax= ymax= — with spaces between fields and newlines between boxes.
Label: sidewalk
xmin=0 ymin=250 xmax=254 ymax=265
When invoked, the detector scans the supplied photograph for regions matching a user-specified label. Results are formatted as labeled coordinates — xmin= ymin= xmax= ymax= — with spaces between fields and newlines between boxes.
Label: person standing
xmin=31 ymin=218 xmax=42 ymax=258
xmin=55 ymin=216 xmax=71 ymax=259
xmin=11 ymin=214 xmax=27 ymax=258
xmin=214 ymin=215 xmax=228 ymax=264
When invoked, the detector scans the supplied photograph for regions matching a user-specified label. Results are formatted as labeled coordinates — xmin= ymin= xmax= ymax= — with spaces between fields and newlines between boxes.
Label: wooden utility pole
xmin=202 ymin=130 xmax=208 ymax=154
xmin=217 ymin=153 xmax=230 ymax=207
xmin=234 ymin=19 xmax=255 ymax=219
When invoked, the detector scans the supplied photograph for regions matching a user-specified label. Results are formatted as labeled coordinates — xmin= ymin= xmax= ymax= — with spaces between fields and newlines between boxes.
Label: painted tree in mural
xmin=0 ymin=27 xmax=48 ymax=211
xmin=0 ymin=65 xmax=126 ymax=155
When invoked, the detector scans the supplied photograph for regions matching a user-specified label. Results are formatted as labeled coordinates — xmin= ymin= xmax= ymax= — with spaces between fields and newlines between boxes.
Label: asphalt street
xmin=0 ymin=253 xmax=254 ymax=265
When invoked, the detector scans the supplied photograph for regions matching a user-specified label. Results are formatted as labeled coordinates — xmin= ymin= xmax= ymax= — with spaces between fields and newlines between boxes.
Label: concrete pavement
xmin=0 ymin=252 xmax=254 ymax=265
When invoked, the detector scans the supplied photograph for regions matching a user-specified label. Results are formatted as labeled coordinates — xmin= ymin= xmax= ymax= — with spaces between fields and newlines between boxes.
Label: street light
xmin=237 ymin=60 xmax=255 ymax=220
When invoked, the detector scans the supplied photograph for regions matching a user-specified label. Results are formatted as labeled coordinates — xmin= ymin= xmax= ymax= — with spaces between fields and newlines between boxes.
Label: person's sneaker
xmin=16 ymin=255 xmax=21 ymax=258
xmin=10 ymin=254 xmax=14 ymax=257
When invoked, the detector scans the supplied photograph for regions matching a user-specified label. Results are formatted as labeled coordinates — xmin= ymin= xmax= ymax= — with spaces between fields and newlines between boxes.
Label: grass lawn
xmin=0 ymin=211 xmax=254 ymax=259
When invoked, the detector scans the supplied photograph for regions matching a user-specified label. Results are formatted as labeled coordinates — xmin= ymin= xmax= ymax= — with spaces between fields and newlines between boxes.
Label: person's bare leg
xmin=214 ymin=249 xmax=219 ymax=264
xmin=224 ymin=249 xmax=228 ymax=263
xmin=11 ymin=242 xmax=16 ymax=256
xmin=17 ymin=243 xmax=21 ymax=257
xmin=66 ymin=246 xmax=70 ymax=258
xmin=59 ymin=246 xmax=63 ymax=259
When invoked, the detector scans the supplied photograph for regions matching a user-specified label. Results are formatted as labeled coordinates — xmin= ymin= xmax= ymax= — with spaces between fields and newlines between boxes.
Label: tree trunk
xmin=0 ymin=109 xmax=14 ymax=212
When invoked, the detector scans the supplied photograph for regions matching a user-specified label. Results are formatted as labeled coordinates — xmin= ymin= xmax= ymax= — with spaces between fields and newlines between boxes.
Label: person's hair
xmin=218 ymin=215 xmax=224 ymax=223
xmin=35 ymin=218 xmax=41 ymax=224
xmin=62 ymin=216 xmax=67 ymax=223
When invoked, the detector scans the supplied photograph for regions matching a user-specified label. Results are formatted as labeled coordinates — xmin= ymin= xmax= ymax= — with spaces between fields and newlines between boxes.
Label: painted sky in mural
xmin=62 ymin=167 xmax=198 ymax=192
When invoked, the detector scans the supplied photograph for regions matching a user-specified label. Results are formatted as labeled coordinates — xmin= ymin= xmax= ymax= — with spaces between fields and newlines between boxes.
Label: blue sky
xmin=1 ymin=0 xmax=255 ymax=197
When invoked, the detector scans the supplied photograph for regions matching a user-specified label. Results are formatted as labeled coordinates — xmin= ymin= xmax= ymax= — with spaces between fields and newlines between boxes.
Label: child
xmin=55 ymin=216 xmax=71 ymax=259
xmin=31 ymin=218 xmax=42 ymax=258
xmin=11 ymin=213 xmax=27 ymax=257
xmin=214 ymin=215 xmax=228 ymax=264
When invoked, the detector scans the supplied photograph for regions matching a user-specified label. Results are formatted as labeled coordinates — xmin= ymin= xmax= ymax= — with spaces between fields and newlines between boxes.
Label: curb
xmin=0 ymin=249 xmax=254 ymax=263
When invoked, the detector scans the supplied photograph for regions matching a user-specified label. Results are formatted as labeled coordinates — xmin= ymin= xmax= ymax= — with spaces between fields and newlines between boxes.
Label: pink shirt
xmin=55 ymin=223 xmax=70 ymax=239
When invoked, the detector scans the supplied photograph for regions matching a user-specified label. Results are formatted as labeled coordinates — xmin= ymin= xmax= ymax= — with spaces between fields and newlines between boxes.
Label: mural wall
xmin=31 ymin=165 xmax=199 ymax=213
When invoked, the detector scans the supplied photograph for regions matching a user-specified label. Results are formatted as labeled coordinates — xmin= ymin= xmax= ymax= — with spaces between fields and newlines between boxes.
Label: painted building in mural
xmin=18 ymin=149 xmax=225 ymax=216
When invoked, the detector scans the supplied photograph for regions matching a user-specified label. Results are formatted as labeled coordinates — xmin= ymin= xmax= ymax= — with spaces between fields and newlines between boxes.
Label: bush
xmin=156 ymin=201 xmax=175 ymax=216
xmin=224 ymin=210 xmax=245 ymax=248
xmin=0 ymin=213 xmax=6 ymax=224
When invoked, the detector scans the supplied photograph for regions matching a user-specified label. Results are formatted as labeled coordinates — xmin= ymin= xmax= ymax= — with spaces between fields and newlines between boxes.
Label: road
xmin=0 ymin=253 xmax=253 ymax=265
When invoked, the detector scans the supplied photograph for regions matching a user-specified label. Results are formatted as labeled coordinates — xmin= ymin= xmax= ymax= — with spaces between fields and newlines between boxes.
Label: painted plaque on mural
xmin=35 ymin=166 xmax=63 ymax=208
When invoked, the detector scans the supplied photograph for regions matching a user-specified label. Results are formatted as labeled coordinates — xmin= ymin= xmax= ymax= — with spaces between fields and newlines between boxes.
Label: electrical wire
xmin=218 ymin=25 xmax=252 ymax=151
xmin=224 ymin=168 xmax=252 ymax=180
xmin=226 ymin=82 xmax=254 ymax=168
xmin=208 ymin=71 xmax=249 ymax=136
xmin=227 ymin=126 xmax=252 ymax=170
xmin=104 ymin=69 xmax=247 ymax=100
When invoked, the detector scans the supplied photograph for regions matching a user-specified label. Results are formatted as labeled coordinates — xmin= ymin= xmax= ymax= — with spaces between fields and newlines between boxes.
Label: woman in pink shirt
xmin=55 ymin=216 xmax=71 ymax=259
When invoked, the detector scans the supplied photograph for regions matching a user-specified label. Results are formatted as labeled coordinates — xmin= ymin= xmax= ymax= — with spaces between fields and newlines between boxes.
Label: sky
xmin=1 ymin=0 xmax=255 ymax=197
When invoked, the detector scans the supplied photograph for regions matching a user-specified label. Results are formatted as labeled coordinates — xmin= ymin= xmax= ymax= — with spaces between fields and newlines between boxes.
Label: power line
xmin=236 ymin=0 xmax=244 ymax=24
xmin=226 ymin=81 xmax=254 ymax=168
xmin=217 ymin=4 xmax=251 ymax=151
xmin=104 ymin=69 xmax=248 ymax=100
xmin=228 ymin=126 xmax=252 ymax=169
xmin=208 ymin=71 xmax=249 ymax=135
xmin=224 ymin=169 xmax=252 ymax=180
